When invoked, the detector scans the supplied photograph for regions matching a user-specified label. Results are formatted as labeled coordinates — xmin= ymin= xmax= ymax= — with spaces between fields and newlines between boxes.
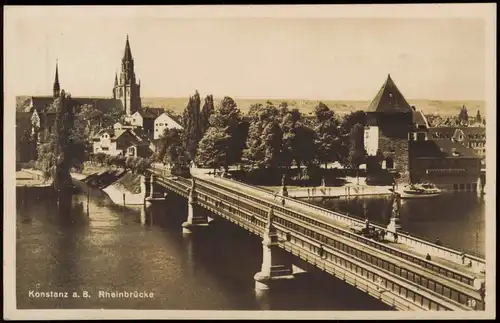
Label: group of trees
xmin=35 ymin=91 xmax=89 ymax=189
xmin=154 ymin=91 xmax=216 ymax=167
xmin=181 ymin=91 xmax=215 ymax=161
xmin=33 ymin=91 xmax=127 ymax=184
xmin=89 ymin=153 xmax=152 ymax=175
xmin=33 ymin=87 xmax=373 ymax=186
xmin=155 ymin=94 xmax=371 ymax=180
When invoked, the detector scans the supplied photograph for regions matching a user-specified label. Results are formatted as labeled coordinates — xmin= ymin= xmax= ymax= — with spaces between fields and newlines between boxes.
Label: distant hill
xmin=141 ymin=97 xmax=486 ymax=117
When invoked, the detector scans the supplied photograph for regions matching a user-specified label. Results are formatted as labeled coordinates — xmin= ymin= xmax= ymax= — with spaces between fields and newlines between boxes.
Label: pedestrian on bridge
xmin=435 ymin=238 xmax=442 ymax=246
xmin=393 ymin=232 xmax=398 ymax=243
xmin=426 ymin=253 xmax=432 ymax=261
xmin=281 ymin=198 xmax=286 ymax=207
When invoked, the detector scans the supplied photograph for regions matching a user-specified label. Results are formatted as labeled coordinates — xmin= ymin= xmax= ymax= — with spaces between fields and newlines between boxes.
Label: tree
xmin=35 ymin=91 xmax=87 ymax=190
xmin=476 ymin=109 xmax=482 ymax=123
xmin=340 ymin=110 xmax=367 ymax=135
xmin=313 ymin=102 xmax=341 ymax=169
xmin=346 ymin=123 xmax=367 ymax=184
xmin=158 ymin=128 xmax=186 ymax=166
xmin=458 ymin=105 xmax=469 ymax=126
xmin=182 ymin=90 xmax=202 ymax=162
xmin=200 ymin=94 xmax=215 ymax=137
xmin=206 ymin=96 xmax=245 ymax=170
xmin=52 ymin=90 xmax=78 ymax=191
xmin=75 ymin=102 xmax=124 ymax=136
xmin=280 ymin=108 xmax=315 ymax=173
xmin=243 ymin=103 xmax=283 ymax=169
xmin=195 ymin=127 xmax=230 ymax=171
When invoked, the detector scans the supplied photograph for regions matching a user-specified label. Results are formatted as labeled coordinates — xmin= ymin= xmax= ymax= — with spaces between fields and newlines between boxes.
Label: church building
xmin=16 ymin=36 xmax=144 ymax=162
xmin=112 ymin=35 xmax=142 ymax=116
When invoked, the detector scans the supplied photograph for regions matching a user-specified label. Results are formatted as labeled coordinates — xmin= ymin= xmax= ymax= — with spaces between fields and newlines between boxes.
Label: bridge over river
xmin=143 ymin=166 xmax=486 ymax=312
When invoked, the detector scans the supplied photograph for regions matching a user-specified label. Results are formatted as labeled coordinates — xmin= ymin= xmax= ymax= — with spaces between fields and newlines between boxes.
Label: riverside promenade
xmin=260 ymin=177 xmax=393 ymax=199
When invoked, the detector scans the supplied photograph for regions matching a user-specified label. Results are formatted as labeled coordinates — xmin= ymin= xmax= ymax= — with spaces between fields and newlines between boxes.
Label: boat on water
xmin=397 ymin=182 xmax=442 ymax=199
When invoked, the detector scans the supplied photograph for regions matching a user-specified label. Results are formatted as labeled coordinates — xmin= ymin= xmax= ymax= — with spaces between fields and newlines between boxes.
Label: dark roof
xmin=458 ymin=127 xmax=486 ymax=136
xmin=410 ymin=140 xmax=480 ymax=159
xmin=165 ymin=112 xmax=182 ymax=125
xmin=15 ymin=95 xmax=123 ymax=113
xmin=72 ymin=97 xmax=123 ymax=112
xmin=15 ymin=96 xmax=54 ymax=113
xmin=367 ymin=74 xmax=413 ymax=113
xmin=139 ymin=107 xmax=164 ymax=119
xmin=428 ymin=127 xmax=486 ymax=140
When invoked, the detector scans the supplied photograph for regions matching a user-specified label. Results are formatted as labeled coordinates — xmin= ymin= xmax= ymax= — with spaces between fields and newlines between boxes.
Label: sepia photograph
xmin=4 ymin=4 xmax=496 ymax=320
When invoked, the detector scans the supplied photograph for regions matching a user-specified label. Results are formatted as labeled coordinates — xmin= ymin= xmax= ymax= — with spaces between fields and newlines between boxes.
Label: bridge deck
xmin=195 ymin=173 xmax=483 ymax=281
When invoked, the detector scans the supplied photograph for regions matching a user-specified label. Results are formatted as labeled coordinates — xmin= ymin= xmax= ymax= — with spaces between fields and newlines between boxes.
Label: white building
xmin=364 ymin=125 xmax=379 ymax=156
xmin=154 ymin=112 xmax=183 ymax=139
xmin=124 ymin=111 xmax=144 ymax=128
xmin=92 ymin=128 xmax=153 ymax=158
xmin=92 ymin=129 xmax=123 ymax=156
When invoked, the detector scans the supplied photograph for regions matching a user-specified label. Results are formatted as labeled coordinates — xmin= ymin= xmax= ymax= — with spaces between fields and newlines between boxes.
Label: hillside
xmin=141 ymin=97 xmax=485 ymax=117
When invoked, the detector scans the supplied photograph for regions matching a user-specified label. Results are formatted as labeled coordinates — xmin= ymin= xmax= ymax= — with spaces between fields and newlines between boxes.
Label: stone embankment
xmin=70 ymin=166 xmax=145 ymax=206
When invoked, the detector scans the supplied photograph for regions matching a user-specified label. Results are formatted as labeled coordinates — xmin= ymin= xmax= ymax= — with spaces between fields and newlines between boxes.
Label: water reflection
xmin=311 ymin=192 xmax=485 ymax=255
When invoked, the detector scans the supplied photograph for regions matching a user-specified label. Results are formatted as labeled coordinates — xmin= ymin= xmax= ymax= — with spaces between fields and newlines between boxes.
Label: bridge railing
xmin=213 ymin=176 xmax=485 ymax=268
xmin=195 ymin=176 xmax=479 ymax=287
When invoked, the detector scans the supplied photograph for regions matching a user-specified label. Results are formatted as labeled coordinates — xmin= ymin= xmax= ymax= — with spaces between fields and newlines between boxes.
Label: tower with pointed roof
xmin=113 ymin=35 xmax=142 ymax=115
xmin=363 ymin=74 xmax=424 ymax=182
xmin=53 ymin=60 xmax=60 ymax=98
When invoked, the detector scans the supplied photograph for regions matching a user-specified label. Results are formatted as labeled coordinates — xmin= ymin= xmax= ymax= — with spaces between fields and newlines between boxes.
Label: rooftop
xmin=367 ymin=74 xmax=413 ymax=113
xmin=410 ymin=139 xmax=480 ymax=159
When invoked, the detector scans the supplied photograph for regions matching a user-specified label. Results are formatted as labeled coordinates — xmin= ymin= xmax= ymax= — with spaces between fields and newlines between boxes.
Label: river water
xmin=306 ymin=192 xmax=486 ymax=257
xmin=16 ymin=185 xmax=390 ymax=311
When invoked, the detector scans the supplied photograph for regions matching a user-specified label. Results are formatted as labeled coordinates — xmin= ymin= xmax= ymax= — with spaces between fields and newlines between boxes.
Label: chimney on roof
xmin=411 ymin=105 xmax=416 ymax=111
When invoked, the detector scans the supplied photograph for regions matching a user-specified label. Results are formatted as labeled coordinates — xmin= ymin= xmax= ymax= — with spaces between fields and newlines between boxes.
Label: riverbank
xmin=16 ymin=169 xmax=52 ymax=187
xmin=102 ymin=173 xmax=144 ymax=205
xmin=70 ymin=167 xmax=145 ymax=206
xmin=258 ymin=176 xmax=393 ymax=198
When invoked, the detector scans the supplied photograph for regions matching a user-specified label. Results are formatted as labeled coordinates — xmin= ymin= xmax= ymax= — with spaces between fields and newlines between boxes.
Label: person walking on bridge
xmin=281 ymin=198 xmax=286 ymax=207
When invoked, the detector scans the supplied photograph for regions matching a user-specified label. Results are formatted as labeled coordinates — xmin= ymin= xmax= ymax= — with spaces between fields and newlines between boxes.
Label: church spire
xmin=53 ymin=59 xmax=60 ymax=98
xmin=123 ymin=34 xmax=133 ymax=62
xmin=114 ymin=71 xmax=118 ymax=86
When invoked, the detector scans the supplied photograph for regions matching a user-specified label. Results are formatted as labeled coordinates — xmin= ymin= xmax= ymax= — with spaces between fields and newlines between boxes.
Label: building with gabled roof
xmin=428 ymin=127 xmax=486 ymax=160
xmin=15 ymin=36 xmax=144 ymax=162
xmin=409 ymin=139 xmax=482 ymax=191
xmin=91 ymin=127 xmax=153 ymax=157
xmin=154 ymin=112 xmax=183 ymax=139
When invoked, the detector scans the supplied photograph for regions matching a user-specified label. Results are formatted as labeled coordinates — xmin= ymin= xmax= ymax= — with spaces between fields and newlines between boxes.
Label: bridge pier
xmin=140 ymin=175 xmax=150 ymax=202
xmin=182 ymin=178 xmax=209 ymax=234
xmin=145 ymin=174 xmax=166 ymax=207
xmin=254 ymin=207 xmax=294 ymax=290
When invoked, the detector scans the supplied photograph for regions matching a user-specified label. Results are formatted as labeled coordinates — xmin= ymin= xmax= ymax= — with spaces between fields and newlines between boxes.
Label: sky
xmin=4 ymin=5 xmax=494 ymax=106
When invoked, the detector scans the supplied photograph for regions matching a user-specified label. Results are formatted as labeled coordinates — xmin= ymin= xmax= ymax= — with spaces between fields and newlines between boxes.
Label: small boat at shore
xmin=397 ymin=182 xmax=442 ymax=199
